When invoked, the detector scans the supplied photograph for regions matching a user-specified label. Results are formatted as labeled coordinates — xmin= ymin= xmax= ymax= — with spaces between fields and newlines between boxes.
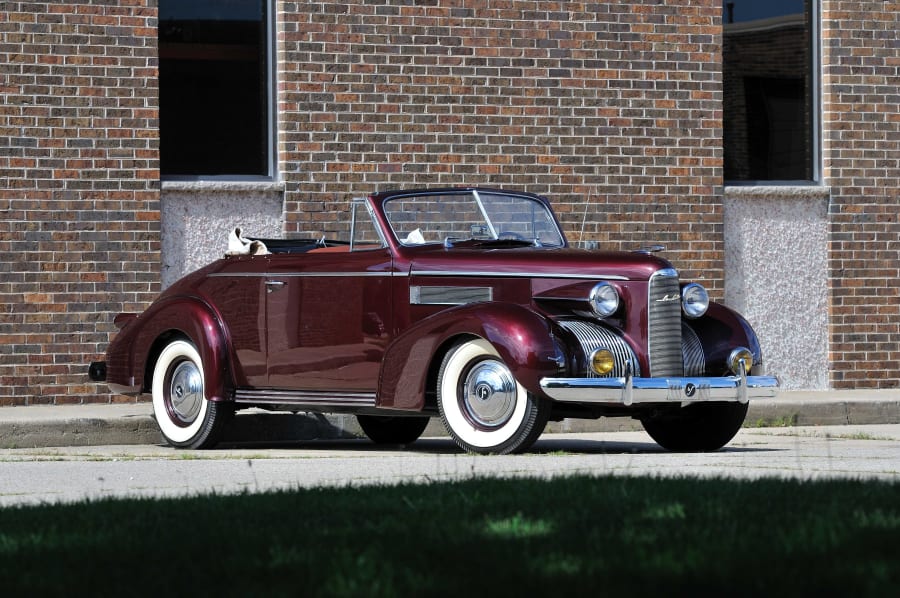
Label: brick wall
xmin=823 ymin=2 xmax=900 ymax=389
xmin=278 ymin=0 xmax=725 ymax=292
xmin=0 ymin=1 xmax=160 ymax=405
xmin=3 ymin=0 xmax=897 ymax=400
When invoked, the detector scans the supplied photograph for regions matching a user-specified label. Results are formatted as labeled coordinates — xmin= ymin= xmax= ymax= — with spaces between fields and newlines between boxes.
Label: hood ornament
xmin=634 ymin=245 xmax=666 ymax=254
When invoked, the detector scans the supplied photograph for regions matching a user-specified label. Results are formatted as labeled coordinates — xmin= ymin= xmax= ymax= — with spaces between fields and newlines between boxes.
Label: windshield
xmin=383 ymin=190 xmax=566 ymax=248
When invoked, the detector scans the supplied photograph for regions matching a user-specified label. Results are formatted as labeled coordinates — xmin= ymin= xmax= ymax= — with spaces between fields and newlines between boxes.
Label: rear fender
xmin=106 ymin=296 xmax=232 ymax=402
xmin=378 ymin=303 xmax=566 ymax=410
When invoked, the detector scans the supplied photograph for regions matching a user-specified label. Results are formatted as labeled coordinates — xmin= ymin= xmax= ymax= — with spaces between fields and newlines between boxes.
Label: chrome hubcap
xmin=461 ymin=359 xmax=517 ymax=428
xmin=169 ymin=360 xmax=203 ymax=424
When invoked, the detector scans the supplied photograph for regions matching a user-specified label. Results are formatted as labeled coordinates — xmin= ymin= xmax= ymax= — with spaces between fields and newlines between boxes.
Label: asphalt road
xmin=1 ymin=424 xmax=898 ymax=507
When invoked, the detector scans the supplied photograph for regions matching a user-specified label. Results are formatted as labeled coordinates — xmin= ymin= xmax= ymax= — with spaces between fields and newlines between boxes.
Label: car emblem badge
xmin=684 ymin=383 xmax=696 ymax=398
xmin=656 ymin=294 xmax=680 ymax=302
xmin=475 ymin=383 xmax=492 ymax=401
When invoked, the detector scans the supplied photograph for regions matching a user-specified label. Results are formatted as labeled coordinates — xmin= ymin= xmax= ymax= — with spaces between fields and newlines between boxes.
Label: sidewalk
xmin=0 ymin=390 xmax=897 ymax=449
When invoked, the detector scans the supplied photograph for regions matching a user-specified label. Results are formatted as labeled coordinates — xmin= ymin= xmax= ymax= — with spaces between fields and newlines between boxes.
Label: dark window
xmin=159 ymin=0 xmax=269 ymax=177
xmin=723 ymin=1 xmax=815 ymax=182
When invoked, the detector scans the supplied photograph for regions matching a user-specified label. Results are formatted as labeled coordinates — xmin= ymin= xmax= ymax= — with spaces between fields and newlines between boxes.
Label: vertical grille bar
xmin=648 ymin=268 xmax=684 ymax=377
xmin=682 ymin=323 xmax=706 ymax=376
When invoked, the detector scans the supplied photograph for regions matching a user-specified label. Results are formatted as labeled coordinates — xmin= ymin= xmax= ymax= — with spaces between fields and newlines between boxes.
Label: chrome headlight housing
xmin=681 ymin=283 xmax=709 ymax=319
xmin=589 ymin=282 xmax=620 ymax=319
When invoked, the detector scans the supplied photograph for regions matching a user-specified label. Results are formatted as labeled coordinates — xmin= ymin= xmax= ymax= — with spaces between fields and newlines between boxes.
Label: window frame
xmin=158 ymin=0 xmax=277 ymax=182
xmin=723 ymin=0 xmax=821 ymax=186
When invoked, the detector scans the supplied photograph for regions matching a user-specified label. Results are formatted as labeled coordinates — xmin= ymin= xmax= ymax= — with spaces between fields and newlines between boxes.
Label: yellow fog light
xmin=728 ymin=347 xmax=754 ymax=375
xmin=589 ymin=349 xmax=616 ymax=376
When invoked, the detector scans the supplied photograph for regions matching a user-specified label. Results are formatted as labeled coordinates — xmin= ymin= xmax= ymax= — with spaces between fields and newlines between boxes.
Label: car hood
xmin=405 ymin=246 xmax=674 ymax=282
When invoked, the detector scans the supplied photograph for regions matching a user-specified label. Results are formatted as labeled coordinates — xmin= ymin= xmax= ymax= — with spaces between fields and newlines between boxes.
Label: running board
xmin=233 ymin=388 xmax=377 ymax=408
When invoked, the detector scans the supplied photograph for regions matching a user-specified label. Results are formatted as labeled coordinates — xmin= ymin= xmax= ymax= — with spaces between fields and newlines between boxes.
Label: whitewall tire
xmin=438 ymin=338 xmax=549 ymax=454
xmin=151 ymin=339 xmax=230 ymax=449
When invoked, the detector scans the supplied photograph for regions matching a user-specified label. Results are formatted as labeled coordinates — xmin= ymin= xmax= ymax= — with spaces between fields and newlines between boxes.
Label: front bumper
xmin=540 ymin=366 xmax=778 ymax=406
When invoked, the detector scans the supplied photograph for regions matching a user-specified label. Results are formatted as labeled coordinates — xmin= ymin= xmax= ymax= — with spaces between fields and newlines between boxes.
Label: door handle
xmin=265 ymin=280 xmax=286 ymax=293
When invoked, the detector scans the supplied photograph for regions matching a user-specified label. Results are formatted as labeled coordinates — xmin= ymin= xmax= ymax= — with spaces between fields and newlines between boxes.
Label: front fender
xmin=689 ymin=302 xmax=764 ymax=374
xmin=105 ymin=295 xmax=232 ymax=402
xmin=377 ymin=303 xmax=565 ymax=410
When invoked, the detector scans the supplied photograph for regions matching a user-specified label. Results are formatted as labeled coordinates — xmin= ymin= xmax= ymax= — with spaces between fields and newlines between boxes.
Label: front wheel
xmin=437 ymin=338 xmax=549 ymax=454
xmin=151 ymin=339 xmax=231 ymax=449
xmin=357 ymin=415 xmax=430 ymax=445
xmin=641 ymin=401 xmax=749 ymax=452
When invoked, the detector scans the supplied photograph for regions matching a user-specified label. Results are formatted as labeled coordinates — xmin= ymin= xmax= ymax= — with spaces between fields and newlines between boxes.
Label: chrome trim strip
xmin=212 ymin=270 xmax=626 ymax=281
xmin=234 ymin=388 xmax=377 ymax=407
xmin=411 ymin=270 xmax=629 ymax=281
xmin=208 ymin=271 xmax=401 ymax=278
xmin=540 ymin=374 xmax=778 ymax=405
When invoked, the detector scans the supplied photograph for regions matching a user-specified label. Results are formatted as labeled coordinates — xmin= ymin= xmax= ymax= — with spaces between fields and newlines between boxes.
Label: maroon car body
xmin=91 ymin=188 xmax=777 ymax=453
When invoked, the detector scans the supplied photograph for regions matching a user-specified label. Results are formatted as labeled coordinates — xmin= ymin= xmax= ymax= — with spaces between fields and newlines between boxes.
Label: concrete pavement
xmin=0 ymin=389 xmax=898 ymax=449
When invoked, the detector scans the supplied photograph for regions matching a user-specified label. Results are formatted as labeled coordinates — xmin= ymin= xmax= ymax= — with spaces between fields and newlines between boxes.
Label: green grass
xmin=1 ymin=476 xmax=898 ymax=597
xmin=748 ymin=413 xmax=799 ymax=428
xmin=830 ymin=431 xmax=892 ymax=441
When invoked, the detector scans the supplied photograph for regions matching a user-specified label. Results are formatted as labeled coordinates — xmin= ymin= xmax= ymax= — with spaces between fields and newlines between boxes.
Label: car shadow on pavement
xmin=215 ymin=436 xmax=773 ymax=455
xmin=215 ymin=413 xmax=776 ymax=454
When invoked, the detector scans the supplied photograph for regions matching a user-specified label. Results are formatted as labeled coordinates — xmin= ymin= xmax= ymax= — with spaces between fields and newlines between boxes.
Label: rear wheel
xmin=437 ymin=338 xmax=549 ymax=454
xmin=151 ymin=339 xmax=231 ymax=449
xmin=641 ymin=401 xmax=749 ymax=451
xmin=357 ymin=415 xmax=430 ymax=445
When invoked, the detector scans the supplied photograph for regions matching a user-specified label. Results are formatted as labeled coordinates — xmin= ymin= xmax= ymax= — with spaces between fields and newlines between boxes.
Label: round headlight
xmin=681 ymin=283 xmax=709 ymax=319
xmin=589 ymin=282 xmax=619 ymax=319
xmin=589 ymin=349 xmax=616 ymax=376
xmin=728 ymin=347 xmax=754 ymax=375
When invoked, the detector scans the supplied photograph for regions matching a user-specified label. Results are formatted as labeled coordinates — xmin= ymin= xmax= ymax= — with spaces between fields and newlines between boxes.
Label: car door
xmin=265 ymin=247 xmax=394 ymax=391
xmin=198 ymin=255 xmax=270 ymax=388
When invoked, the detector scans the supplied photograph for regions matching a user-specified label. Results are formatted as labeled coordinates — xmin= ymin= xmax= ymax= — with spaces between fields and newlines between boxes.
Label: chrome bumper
xmin=540 ymin=367 xmax=778 ymax=406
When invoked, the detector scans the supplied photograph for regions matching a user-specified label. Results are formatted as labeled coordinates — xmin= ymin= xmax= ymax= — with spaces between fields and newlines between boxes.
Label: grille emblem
xmin=656 ymin=294 xmax=680 ymax=302
xmin=684 ymin=383 xmax=696 ymax=398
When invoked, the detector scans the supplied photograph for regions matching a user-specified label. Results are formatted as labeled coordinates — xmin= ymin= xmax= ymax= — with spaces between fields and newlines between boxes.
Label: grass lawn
xmin=1 ymin=475 xmax=898 ymax=597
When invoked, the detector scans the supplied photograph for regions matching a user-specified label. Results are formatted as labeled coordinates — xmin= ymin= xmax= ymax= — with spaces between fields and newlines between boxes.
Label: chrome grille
xmin=648 ymin=268 xmax=684 ymax=376
xmin=682 ymin=323 xmax=705 ymax=376
xmin=557 ymin=319 xmax=640 ymax=377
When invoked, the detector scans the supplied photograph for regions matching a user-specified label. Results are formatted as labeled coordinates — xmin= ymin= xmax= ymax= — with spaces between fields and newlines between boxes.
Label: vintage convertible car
xmin=90 ymin=187 xmax=778 ymax=453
